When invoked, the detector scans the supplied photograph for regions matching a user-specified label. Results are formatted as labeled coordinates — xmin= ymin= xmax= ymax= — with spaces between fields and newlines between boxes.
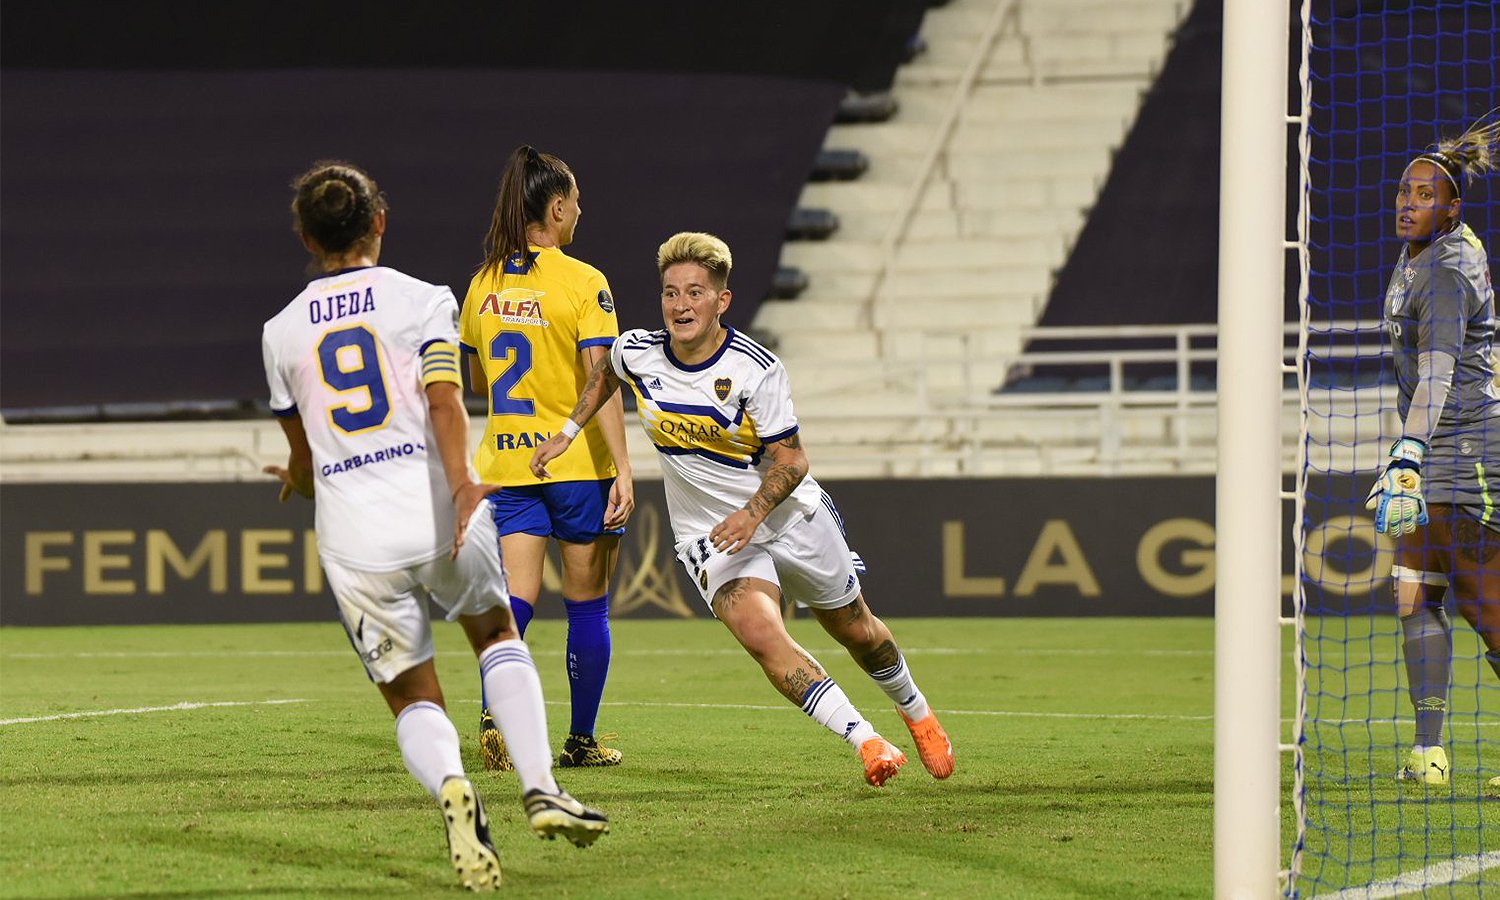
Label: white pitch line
xmin=5 ymin=695 xmax=1490 ymax=730
xmin=572 ymin=703 xmax=1498 ymax=726
xmin=0 ymin=698 xmax=312 ymax=726
xmin=1310 ymin=851 xmax=1500 ymax=899
xmin=580 ymin=699 xmax=1215 ymax=721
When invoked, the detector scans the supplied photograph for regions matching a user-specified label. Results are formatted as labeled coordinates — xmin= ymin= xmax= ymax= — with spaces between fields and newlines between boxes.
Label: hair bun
xmin=312 ymin=178 xmax=359 ymax=223
xmin=290 ymin=160 xmax=387 ymax=256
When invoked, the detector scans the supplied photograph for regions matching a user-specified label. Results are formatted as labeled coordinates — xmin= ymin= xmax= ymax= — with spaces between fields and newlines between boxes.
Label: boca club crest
xmin=714 ymin=377 xmax=732 ymax=401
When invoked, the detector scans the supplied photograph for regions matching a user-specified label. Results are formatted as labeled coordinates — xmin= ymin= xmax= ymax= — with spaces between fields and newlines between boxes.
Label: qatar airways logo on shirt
xmin=478 ymin=288 xmax=550 ymax=328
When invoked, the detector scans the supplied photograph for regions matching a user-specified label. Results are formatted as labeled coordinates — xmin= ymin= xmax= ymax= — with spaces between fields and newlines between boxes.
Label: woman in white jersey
xmin=1362 ymin=116 xmax=1500 ymax=790
xmin=261 ymin=161 xmax=607 ymax=891
xmin=530 ymin=232 xmax=955 ymax=788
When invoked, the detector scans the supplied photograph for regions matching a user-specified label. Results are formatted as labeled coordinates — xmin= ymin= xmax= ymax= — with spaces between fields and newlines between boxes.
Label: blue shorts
xmin=490 ymin=479 xmax=624 ymax=544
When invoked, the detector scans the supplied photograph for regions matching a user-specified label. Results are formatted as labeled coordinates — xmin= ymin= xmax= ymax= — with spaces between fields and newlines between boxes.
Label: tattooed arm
xmin=709 ymin=431 xmax=809 ymax=555
xmin=529 ymin=353 xmax=623 ymax=479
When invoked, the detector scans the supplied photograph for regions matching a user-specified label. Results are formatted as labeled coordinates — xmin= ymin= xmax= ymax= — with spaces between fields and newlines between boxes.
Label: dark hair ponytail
xmin=291 ymin=161 xmax=388 ymax=256
xmin=479 ymin=145 xmax=574 ymax=275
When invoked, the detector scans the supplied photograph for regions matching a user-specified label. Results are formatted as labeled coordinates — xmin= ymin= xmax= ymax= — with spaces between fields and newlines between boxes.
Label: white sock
xmin=868 ymin=654 xmax=930 ymax=721
xmin=394 ymin=700 xmax=465 ymax=798
xmin=800 ymin=678 xmax=876 ymax=749
xmin=480 ymin=639 xmax=559 ymax=794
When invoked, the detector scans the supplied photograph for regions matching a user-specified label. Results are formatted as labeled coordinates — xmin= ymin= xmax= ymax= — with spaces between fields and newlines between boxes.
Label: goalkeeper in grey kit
xmin=1365 ymin=112 xmax=1500 ymax=788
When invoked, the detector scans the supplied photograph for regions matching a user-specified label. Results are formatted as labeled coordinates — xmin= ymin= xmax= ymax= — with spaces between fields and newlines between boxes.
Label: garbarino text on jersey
xmin=322 ymin=441 xmax=424 ymax=477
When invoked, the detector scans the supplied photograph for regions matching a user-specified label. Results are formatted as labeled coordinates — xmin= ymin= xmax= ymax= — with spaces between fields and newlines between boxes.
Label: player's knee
xmin=459 ymin=606 xmax=519 ymax=654
xmin=380 ymin=669 xmax=444 ymax=716
xmin=723 ymin=610 xmax=791 ymax=663
xmin=739 ymin=617 xmax=792 ymax=661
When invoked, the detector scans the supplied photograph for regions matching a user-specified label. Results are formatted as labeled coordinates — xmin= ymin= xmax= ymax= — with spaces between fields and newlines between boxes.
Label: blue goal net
xmin=1294 ymin=1 xmax=1500 ymax=895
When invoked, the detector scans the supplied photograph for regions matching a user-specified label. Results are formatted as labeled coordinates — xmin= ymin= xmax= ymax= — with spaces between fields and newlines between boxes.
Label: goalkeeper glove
xmin=1365 ymin=437 xmax=1428 ymax=535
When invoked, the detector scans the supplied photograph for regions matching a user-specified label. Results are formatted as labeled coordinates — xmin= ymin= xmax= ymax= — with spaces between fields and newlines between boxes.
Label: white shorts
xmin=675 ymin=506 xmax=861 ymax=615
xmin=323 ymin=504 xmax=508 ymax=684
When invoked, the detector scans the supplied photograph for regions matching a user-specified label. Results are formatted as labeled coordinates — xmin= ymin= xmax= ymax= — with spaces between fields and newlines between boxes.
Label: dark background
xmin=0 ymin=0 xmax=926 ymax=412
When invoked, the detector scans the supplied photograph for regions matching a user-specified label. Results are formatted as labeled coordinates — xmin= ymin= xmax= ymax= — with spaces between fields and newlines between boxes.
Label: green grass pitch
xmin=0 ymin=617 xmax=1494 ymax=897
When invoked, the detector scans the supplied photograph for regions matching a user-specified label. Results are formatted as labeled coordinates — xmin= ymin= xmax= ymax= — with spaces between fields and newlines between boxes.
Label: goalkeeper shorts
xmin=1419 ymin=428 xmax=1500 ymax=533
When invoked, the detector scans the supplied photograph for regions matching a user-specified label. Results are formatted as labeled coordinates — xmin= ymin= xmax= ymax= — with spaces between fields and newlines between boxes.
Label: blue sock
xmin=564 ymin=595 xmax=611 ymax=736
xmin=482 ymin=596 xmax=535 ymax=711
xmin=510 ymin=596 xmax=535 ymax=638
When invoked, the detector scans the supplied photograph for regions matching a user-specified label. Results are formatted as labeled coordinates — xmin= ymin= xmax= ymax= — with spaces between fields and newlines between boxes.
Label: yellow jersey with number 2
xmin=459 ymin=246 xmax=619 ymax=485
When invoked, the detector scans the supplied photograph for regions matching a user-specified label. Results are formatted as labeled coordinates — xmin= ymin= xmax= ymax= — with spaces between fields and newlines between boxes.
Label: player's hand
xmin=451 ymin=481 xmax=503 ymax=559
xmin=604 ymin=471 xmax=635 ymax=530
xmin=529 ymin=433 xmax=572 ymax=480
xmin=710 ymin=508 xmax=760 ymax=555
xmin=1365 ymin=437 xmax=1428 ymax=535
xmin=262 ymin=464 xmax=311 ymax=502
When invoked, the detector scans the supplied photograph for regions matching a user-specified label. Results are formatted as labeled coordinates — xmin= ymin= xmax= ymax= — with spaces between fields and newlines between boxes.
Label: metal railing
xmin=783 ymin=320 xmax=1396 ymax=477
xmin=0 ymin=321 xmax=1396 ymax=481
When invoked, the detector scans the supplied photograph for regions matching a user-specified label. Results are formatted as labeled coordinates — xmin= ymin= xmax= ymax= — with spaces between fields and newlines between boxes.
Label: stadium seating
xmin=752 ymin=0 xmax=1195 ymax=475
xmin=0 ymin=0 xmax=1338 ymax=483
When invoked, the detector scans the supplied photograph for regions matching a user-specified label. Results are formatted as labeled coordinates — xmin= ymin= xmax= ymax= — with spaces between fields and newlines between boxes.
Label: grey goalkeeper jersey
xmin=1382 ymin=222 xmax=1499 ymax=437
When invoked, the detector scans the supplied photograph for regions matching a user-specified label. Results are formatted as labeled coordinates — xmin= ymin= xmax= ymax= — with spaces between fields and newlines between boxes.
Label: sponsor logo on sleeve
xmin=597 ymin=290 xmax=615 ymax=313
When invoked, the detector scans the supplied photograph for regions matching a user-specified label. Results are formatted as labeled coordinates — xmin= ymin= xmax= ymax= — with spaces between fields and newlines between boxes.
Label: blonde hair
xmin=1409 ymin=107 xmax=1500 ymax=200
xmin=657 ymin=232 xmax=732 ymax=289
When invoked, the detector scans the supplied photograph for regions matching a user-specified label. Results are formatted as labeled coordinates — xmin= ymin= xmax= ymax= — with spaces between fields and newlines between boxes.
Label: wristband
xmin=561 ymin=419 xmax=582 ymax=440
xmin=1389 ymin=437 xmax=1426 ymax=467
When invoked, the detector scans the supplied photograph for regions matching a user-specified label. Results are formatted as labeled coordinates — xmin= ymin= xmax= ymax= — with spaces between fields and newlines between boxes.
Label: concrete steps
xmin=921 ymin=1 xmax=1185 ymax=39
xmin=891 ymin=83 xmax=1148 ymax=125
xmin=780 ymin=238 xmax=1068 ymax=272
xmin=746 ymin=0 xmax=1191 ymax=474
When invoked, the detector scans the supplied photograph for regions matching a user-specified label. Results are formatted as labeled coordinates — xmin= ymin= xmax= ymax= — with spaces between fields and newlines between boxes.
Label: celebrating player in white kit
xmin=530 ymin=231 xmax=954 ymax=787
xmin=261 ymin=161 xmax=607 ymax=892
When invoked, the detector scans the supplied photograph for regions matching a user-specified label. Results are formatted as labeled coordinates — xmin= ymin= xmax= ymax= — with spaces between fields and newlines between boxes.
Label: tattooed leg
xmin=714 ymin=577 xmax=825 ymax=703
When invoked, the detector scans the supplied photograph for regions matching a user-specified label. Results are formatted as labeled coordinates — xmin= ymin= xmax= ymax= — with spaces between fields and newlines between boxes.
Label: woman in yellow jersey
xmin=460 ymin=145 xmax=631 ymax=769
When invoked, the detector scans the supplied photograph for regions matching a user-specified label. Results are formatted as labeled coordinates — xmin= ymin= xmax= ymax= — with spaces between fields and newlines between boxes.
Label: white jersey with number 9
xmin=262 ymin=265 xmax=465 ymax=571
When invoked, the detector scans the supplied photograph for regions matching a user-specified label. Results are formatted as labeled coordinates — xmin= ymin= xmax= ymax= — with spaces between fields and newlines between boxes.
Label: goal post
xmin=1214 ymin=0 xmax=1291 ymax=896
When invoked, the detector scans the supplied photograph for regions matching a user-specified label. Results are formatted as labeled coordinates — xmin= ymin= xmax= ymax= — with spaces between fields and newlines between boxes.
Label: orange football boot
xmin=858 ymin=736 xmax=907 ymax=787
xmin=901 ymin=709 xmax=955 ymax=779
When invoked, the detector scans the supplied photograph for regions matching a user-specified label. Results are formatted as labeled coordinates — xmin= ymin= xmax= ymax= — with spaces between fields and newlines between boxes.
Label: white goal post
xmin=1214 ymin=0 xmax=1291 ymax=896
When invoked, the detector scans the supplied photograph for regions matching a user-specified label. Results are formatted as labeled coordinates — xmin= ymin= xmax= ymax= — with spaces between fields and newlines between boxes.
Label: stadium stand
xmin=0 ymin=0 xmax=1266 ymax=482
xmin=753 ymin=0 xmax=1197 ymax=475
xmin=1005 ymin=0 xmax=1245 ymax=393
